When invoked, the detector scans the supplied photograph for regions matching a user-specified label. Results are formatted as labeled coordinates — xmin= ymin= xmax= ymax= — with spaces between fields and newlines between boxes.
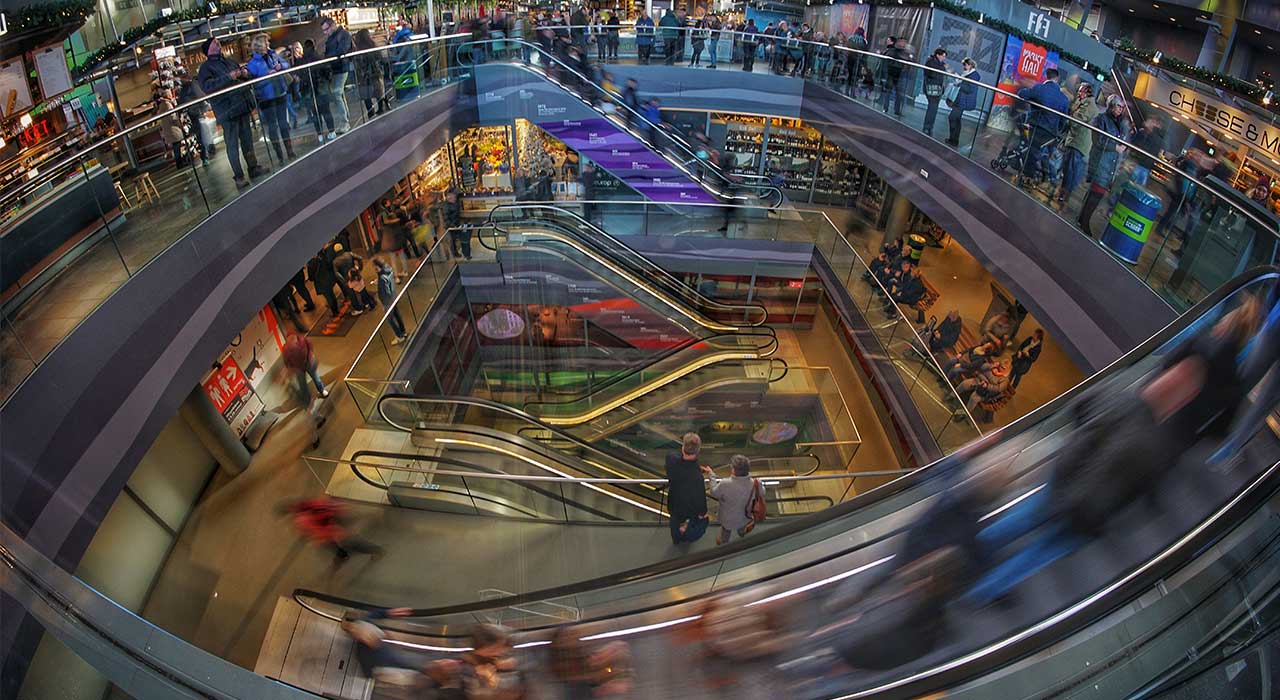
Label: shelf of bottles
xmin=718 ymin=114 xmax=876 ymax=207
xmin=762 ymin=118 xmax=820 ymax=197
xmin=721 ymin=114 xmax=767 ymax=181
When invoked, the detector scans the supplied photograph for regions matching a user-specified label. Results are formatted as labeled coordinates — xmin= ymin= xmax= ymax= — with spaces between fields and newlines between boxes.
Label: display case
xmin=451 ymin=125 xmax=513 ymax=193
xmin=811 ymin=138 xmax=866 ymax=206
xmin=762 ymin=118 xmax=821 ymax=198
xmin=720 ymin=114 xmax=767 ymax=180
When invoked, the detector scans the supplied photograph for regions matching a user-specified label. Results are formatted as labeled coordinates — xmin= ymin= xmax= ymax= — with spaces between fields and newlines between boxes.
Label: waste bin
xmin=1101 ymin=182 xmax=1162 ymax=264
xmin=908 ymin=234 xmax=927 ymax=264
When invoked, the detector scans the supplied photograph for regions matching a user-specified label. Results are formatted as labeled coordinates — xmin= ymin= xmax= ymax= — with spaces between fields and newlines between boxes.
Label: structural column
xmin=179 ymin=386 xmax=251 ymax=475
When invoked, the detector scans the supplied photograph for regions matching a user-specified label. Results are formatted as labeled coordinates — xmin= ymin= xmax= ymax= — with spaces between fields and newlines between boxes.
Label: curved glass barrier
xmin=467 ymin=25 xmax=1280 ymax=314
xmin=283 ymin=268 xmax=1280 ymax=700
xmin=459 ymin=37 xmax=784 ymax=208
xmin=0 ymin=33 xmax=470 ymax=404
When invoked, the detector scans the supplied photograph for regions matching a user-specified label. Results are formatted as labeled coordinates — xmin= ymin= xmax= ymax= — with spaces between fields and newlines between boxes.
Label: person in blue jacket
xmin=246 ymin=33 xmax=295 ymax=162
xmin=1016 ymin=68 xmax=1070 ymax=180
xmin=946 ymin=58 xmax=981 ymax=148
xmin=635 ymin=11 xmax=655 ymax=64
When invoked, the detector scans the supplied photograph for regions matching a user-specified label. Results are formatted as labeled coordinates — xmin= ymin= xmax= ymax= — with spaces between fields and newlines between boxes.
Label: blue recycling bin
xmin=1101 ymin=182 xmax=1162 ymax=264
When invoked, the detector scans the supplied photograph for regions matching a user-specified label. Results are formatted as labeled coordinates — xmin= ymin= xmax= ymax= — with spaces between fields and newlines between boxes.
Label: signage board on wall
xmin=0 ymin=57 xmax=33 ymax=119
xmin=926 ymin=11 xmax=1004 ymax=114
xmin=201 ymin=356 xmax=265 ymax=439
xmin=198 ymin=305 xmax=284 ymax=439
xmin=992 ymin=36 xmax=1059 ymax=131
xmin=32 ymin=43 xmax=73 ymax=100
xmin=1134 ymin=73 xmax=1280 ymax=160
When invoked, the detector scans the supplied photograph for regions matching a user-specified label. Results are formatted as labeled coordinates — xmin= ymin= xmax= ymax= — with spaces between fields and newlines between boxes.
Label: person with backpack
xmin=706 ymin=454 xmax=762 ymax=545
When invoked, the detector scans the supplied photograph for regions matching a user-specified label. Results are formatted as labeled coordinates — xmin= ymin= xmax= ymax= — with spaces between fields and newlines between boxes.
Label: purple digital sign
xmin=535 ymin=117 xmax=718 ymax=204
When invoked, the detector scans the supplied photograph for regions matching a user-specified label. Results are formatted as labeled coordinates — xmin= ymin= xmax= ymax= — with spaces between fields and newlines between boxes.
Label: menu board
xmin=33 ymin=43 xmax=73 ymax=101
xmin=0 ymin=57 xmax=34 ymax=119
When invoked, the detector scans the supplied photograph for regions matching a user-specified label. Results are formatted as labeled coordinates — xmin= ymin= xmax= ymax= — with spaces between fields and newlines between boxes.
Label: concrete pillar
xmin=179 ymin=385 xmax=251 ymax=475
xmin=883 ymin=188 xmax=914 ymax=242
xmin=1195 ymin=21 xmax=1223 ymax=71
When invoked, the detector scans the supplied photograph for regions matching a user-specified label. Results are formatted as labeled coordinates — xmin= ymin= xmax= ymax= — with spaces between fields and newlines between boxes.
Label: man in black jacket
xmin=569 ymin=5 xmax=589 ymax=49
xmin=321 ymin=16 xmax=353 ymax=134
xmin=1009 ymin=329 xmax=1044 ymax=388
xmin=666 ymin=432 xmax=709 ymax=544
xmin=922 ymin=48 xmax=948 ymax=137
xmin=881 ymin=36 xmax=912 ymax=117
xmin=196 ymin=37 xmax=264 ymax=188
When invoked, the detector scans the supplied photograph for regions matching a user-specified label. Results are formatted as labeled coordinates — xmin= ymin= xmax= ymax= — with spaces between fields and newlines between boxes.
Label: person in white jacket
xmin=705 ymin=454 xmax=759 ymax=545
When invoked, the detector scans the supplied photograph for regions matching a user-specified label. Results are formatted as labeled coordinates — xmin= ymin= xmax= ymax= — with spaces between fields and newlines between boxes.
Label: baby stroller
xmin=992 ymin=116 xmax=1066 ymax=186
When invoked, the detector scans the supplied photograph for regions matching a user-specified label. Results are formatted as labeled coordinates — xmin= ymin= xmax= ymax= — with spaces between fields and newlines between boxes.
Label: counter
xmin=2 ymin=164 xmax=122 ymax=308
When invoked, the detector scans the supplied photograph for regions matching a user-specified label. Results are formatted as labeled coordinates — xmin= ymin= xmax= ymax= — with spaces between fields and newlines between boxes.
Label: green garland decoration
xmin=1113 ymin=37 xmax=1277 ymax=116
xmin=8 ymin=0 xmax=97 ymax=35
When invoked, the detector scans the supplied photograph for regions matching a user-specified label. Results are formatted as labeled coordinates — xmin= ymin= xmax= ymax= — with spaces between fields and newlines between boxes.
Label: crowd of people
xmin=869 ymin=237 xmax=1043 ymax=422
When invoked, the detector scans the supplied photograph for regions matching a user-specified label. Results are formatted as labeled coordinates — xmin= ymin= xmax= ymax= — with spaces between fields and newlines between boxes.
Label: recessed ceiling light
xmin=1269 ymin=45 xmax=1276 ymax=50
xmin=1256 ymin=29 xmax=1263 ymax=34
xmin=1129 ymin=7 xmax=1135 ymax=12
xmin=1153 ymin=3 xmax=1160 ymax=7
xmin=1171 ymin=17 xmax=1178 ymax=21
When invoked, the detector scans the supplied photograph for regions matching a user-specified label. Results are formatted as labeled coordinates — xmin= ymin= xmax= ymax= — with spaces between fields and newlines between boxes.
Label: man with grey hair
xmin=666 ymin=432 xmax=709 ymax=544
xmin=706 ymin=454 xmax=759 ymax=545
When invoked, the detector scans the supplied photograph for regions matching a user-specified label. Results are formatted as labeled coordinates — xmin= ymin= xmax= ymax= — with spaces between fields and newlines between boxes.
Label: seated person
xmin=962 ymin=361 xmax=1010 ymax=412
xmin=880 ymin=237 xmax=907 ymax=264
xmin=868 ymin=252 xmax=894 ymax=285
xmin=930 ymin=310 xmax=963 ymax=353
xmin=888 ymin=263 xmax=924 ymax=306
xmin=982 ymin=311 xmax=1015 ymax=348
xmin=945 ymin=341 xmax=998 ymax=381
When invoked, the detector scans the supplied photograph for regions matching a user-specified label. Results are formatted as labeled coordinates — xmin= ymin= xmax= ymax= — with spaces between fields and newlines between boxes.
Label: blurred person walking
xmin=283 ymin=331 xmax=329 ymax=406
xmin=283 ymin=496 xmax=383 ymax=570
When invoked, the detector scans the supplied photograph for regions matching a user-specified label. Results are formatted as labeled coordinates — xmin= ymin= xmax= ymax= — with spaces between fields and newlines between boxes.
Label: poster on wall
xmin=201 ymin=356 xmax=265 ymax=439
xmin=925 ymin=11 xmax=1004 ymax=114
xmin=803 ymin=5 xmax=870 ymax=38
xmin=0 ymin=58 xmax=33 ymax=119
xmin=992 ymin=37 xmax=1059 ymax=132
xmin=198 ymin=305 xmax=285 ymax=438
xmin=868 ymin=5 xmax=929 ymax=56
xmin=32 ymin=43 xmax=73 ymax=100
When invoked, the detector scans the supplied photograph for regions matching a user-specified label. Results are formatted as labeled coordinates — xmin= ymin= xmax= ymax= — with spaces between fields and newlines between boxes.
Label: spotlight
xmin=1153 ymin=51 xmax=1162 ymax=64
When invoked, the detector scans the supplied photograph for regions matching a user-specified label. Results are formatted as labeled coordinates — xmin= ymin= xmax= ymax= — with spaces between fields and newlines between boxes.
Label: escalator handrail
xmin=484 ymin=201 xmax=771 ymax=326
xmin=351 ymin=266 xmax=1280 ymax=621
xmin=457 ymin=38 xmax=785 ymax=208
xmin=521 ymin=332 xmax=778 ymax=415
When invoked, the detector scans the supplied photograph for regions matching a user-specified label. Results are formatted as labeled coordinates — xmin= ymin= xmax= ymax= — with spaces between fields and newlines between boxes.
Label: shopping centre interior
xmin=4 ymin=1 xmax=1280 ymax=699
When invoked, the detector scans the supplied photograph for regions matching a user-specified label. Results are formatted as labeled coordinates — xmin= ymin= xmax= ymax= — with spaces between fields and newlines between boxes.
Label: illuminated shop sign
xmin=1137 ymin=73 xmax=1280 ymax=158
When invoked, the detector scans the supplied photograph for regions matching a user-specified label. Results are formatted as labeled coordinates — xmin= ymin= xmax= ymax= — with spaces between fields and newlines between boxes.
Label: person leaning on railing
xmin=196 ymin=36 xmax=266 ymax=188
xmin=635 ymin=10 xmax=655 ymax=64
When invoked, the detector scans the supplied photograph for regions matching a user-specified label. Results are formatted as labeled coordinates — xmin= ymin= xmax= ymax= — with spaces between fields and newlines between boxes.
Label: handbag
xmin=744 ymin=478 xmax=767 ymax=531
xmin=924 ymin=82 xmax=944 ymax=98
xmin=942 ymin=80 xmax=960 ymax=106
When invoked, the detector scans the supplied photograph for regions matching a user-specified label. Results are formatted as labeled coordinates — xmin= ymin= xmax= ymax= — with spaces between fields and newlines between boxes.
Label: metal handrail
xmin=483 ymin=201 xmax=771 ymax=326
xmin=458 ymin=37 xmax=785 ymax=208
xmin=484 ymin=24 xmax=1279 ymax=238
xmin=5 ymin=32 xmax=471 ymax=208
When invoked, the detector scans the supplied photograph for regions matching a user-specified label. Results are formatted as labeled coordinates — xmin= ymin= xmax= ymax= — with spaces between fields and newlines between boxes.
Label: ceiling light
xmin=1153 ymin=2 xmax=1160 ymax=7
xmin=1154 ymin=51 xmax=1163 ymax=63
xmin=19 ymin=112 xmax=32 ymax=128
xmin=1129 ymin=7 xmax=1135 ymax=12
xmin=1265 ymin=91 xmax=1275 ymax=106
xmin=1255 ymin=29 xmax=1263 ymax=35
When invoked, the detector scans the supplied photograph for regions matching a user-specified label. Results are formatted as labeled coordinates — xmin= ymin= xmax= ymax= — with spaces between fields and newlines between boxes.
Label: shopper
xmin=283 ymin=331 xmax=328 ymax=404
xmin=297 ymin=39 xmax=335 ymax=142
xmin=845 ymin=27 xmax=868 ymax=93
xmin=606 ymin=11 xmax=621 ymax=60
xmin=283 ymin=497 xmax=383 ymax=570
xmin=289 ymin=268 xmax=316 ymax=312
xmin=321 ymin=16 xmax=353 ymax=134
xmin=666 ymin=432 xmax=710 ymax=544
xmin=689 ymin=16 xmax=707 ymax=67
xmin=881 ymin=36 xmax=912 ymax=117
xmin=635 ymin=11 xmax=655 ymax=64
xmin=660 ymin=8 xmax=686 ymax=65
xmin=922 ymin=48 xmax=948 ymax=138
xmin=158 ymin=97 xmax=185 ymax=165
xmin=196 ymin=37 xmax=265 ymax=188
xmin=1057 ymin=82 xmax=1098 ymax=205
xmin=246 ymin=33 xmax=296 ymax=162
xmin=308 ymin=249 xmax=342 ymax=317
xmin=1078 ymin=95 xmax=1131 ymax=237
xmin=1009 ymin=329 xmax=1044 ymax=389
xmin=353 ymin=29 xmax=386 ymax=120
xmin=622 ymin=78 xmax=641 ymax=127
xmin=375 ymin=259 xmax=408 ymax=344
xmin=570 ymin=4 xmax=589 ymax=50
xmin=1016 ymin=68 xmax=1069 ymax=181
xmin=740 ymin=19 xmax=759 ymax=72
xmin=438 ymin=189 xmax=468 ymax=260
xmin=706 ymin=14 xmax=722 ymax=68
xmin=771 ymin=22 xmax=791 ymax=74
xmin=929 ymin=310 xmax=963 ymax=353
xmin=331 ymin=243 xmax=363 ymax=313
xmin=644 ymin=98 xmax=663 ymax=147
xmin=424 ymin=624 xmax=529 ymax=699
xmin=707 ymin=454 xmax=760 ymax=545
xmin=377 ymin=198 xmax=408 ymax=278
xmin=946 ymin=58 xmax=981 ymax=147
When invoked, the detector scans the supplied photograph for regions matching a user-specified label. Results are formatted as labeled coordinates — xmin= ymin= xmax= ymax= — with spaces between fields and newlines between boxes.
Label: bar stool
xmin=113 ymin=180 xmax=133 ymax=209
xmin=133 ymin=172 xmax=160 ymax=206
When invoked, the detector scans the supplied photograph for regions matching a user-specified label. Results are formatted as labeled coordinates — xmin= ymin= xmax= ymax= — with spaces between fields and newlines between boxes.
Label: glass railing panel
xmin=0 ymin=37 xmax=465 ymax=409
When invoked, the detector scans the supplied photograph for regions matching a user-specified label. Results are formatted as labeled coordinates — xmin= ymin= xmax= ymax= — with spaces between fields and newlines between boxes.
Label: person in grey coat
xmin=707 ymin=454 xmax=759 ymax=545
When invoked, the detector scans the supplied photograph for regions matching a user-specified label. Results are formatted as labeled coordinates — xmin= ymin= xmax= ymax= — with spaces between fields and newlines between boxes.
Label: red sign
xmin=787 ymin=279 xmax=805 ymax=289
xmin=202 ymin=356 xmax=248 ymax=414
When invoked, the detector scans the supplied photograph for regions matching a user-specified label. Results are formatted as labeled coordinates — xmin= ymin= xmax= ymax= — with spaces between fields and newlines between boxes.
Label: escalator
xmin=289 ymin=268 xmax=1280 ymax=700
xmin=464 ymin=39 xmax=783 ymax=208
